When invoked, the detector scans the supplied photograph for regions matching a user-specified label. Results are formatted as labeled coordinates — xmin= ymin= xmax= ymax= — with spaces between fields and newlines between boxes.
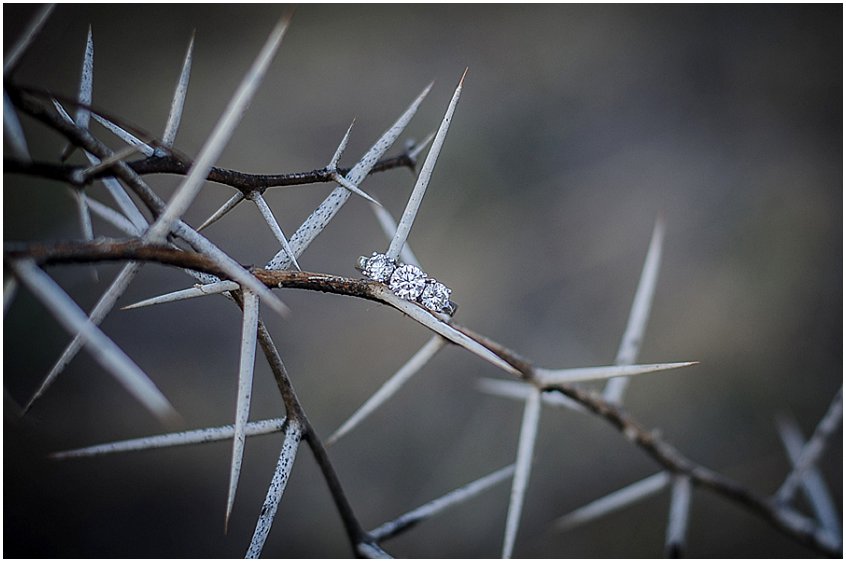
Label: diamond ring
xmin=356 ymin=252 xmax=458 ymax=316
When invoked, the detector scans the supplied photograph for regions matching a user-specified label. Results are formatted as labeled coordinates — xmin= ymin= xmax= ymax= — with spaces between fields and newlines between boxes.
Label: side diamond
xmin=420 ymin=281 xmax=451 ymax=312
xmin=363 ymin=253 xmax=396 ymax=282
xmin=389 ymin=264 xmax=427 ymax=299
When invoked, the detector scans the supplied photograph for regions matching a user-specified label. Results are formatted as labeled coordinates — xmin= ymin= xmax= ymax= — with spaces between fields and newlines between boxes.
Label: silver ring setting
xmin=356 ymin=252 xmax=458 ymax=316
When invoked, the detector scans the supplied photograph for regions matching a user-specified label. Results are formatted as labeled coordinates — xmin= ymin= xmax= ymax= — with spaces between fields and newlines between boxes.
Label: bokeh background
xmin=4 ymin=4 xmax=842 ymax=558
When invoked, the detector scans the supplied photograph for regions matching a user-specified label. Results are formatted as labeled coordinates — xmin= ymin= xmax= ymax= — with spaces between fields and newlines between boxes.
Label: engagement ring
xmin=356 ymin=252 xmax=458 ymax=316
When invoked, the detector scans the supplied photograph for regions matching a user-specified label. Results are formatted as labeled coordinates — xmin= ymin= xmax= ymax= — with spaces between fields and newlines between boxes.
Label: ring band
xmin=356 ymin=252 xmax=457 ymax=316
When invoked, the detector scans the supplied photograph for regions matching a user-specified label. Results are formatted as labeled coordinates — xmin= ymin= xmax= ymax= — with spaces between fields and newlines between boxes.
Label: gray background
xmin=4 ymin=4 xmax=841 ymax=558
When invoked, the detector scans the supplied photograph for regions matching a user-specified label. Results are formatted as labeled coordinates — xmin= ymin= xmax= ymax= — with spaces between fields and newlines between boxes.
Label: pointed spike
xmin=90 ymin=113 xmax=156 ymax=157
xmin=80 ymin=144 xmax=144 ymax=181
xmin=477 ymin=378 xmax=586 ymax=413
xmin=72 ymin=189 xmax=98 ymax=282
xmin=121 ymin=280 xmax=235 ymax=310
xmin=4 ymin=277 xmax=19 ymax=315
xmin=331 ymin=172 xmax=382 ymax=207
xmin=97 ymin=176 xmax=149 ymax=232
xmin=4 ymin=3 xmax=56 ymax=75
xmin=54 ymin=98 xmax=151 ymax=231
xmin=328 ymin=335 xmax=446 ymax=445
xmin=386 ymin=70 xmax=466 ymax=261
xmin=664 ymin=474 xmax=692 ymax=557
xmin=373 ymin=285 xmax=519 ymax=376
xmin=369 ymin=203 xmax=420 ymax=267
xmin=4 ymin=91 xmax=31 ymax=161
xmin=147 ymin=13 xmax=292 ymax=242
xmin=408 ymin=130 xmax=436 ymax=162
xmin=775 ymin=387 xmax=843 ymax=504
xmin=327 ymin=119 xmax=355 ymax=170
xmin=172 ymin=223 xmax=291 ymax=318
xmin=267 ymin=82 xmax=433 ymax=270
xmin=197 ymin=192 xmax=246 ymax=232
xmin=251 ymin=193 xmax=301 ymax=271
xmin=502 ymin=386 xmax=541 ymax=559
xmin=245 ymin=420 xmax=302 ymax=558
xmin=604 ymin=216 xmax=665 ymax=404
xmin=76 ymin=25 xmax=94 ymax=132
xmin=24 ymin=262 xmax=143 ymax=414
xmin=51 ymin=417 xmax=288 ymax=460
xmin=775 ymin=414 xmax=841 ymax=536
xmin=162 ymin=30 xmax=195 ymax=148
xmin=87 ymin=197 xmax=142 ymax=236
xmin=554 ymin=472 xmax=671 ymax=532
xmin=9 ymin=259 xmax=179 ymax=425
xmin=369 ymin=464 xmax=516 ymax=542
xmin=225 ymin=290 xmax=260 ymax=531
xmin=536 ymin=361 xmax=698 ymax=386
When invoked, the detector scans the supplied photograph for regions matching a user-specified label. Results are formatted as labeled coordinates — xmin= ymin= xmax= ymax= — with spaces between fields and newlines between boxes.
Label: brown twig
xmin=4 ymin=237 xmax=839 ymax=557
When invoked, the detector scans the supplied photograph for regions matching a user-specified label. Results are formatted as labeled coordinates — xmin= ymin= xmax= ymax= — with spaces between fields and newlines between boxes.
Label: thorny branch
xmin=4 ymin=238 xmax=840 ymax=557
xmin=4 ymin=152 xmax=417 ymax=194
xmin=4 ymin=85 xmax=418 ymax=194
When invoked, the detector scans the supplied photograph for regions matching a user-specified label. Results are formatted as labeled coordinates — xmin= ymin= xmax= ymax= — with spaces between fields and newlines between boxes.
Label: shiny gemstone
xmin=364 ymin=253 xmax=396 ymax=282
xmin=389 ymin=264 xmax=427 ymax=299
xmin=420 ymin=281 xmax=451 ymax=312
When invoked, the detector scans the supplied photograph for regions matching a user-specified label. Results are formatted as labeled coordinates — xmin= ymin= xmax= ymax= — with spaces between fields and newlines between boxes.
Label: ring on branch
xmin=356 ymin=252 xmax=457 ymax=316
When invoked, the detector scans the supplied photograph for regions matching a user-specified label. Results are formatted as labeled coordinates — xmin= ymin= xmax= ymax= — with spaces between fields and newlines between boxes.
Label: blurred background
xmin=4 ymin=4 xmax=841 ymax=558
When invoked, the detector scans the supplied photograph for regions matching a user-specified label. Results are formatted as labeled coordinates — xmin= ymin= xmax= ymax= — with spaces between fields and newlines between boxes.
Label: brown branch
xmin=4 ymin=237 xmax=839 ymax=557
xmin=4 ymin=152 xmax=416 ymax=194
xmin=5 ymin=84 xmax=418 ymax=195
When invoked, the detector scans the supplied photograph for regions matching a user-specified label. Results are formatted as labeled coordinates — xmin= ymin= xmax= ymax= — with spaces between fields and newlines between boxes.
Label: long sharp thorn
xmin=72 ymin=189 xmax=98 ymax=282
xmin=328 ymin=335 xmax=445 ymax=445
xmin=477 ymin=378 xmax=586 ymax=413
xmin=373 ymin=204 xmax=418 ymax=264
xmin=10 ymin=259 xmax=179 ymax=425
xmin=251 ymin=193 xmax=301 ymax=271
xmin=537 ymin=361 xmax=697 ymax=386
xmin=90 ymin=113 xmax=155 ymax=157
xmin=502 ymin=386 xmax=541 ymax=559
xmin=54 ymin=98 xmax=149 ymax=230
xmin=369 ymin=203 xmax=420 ymax=267
xmin=4 ymin=92 xmax=30 ymax=161
xmin=162 ymin=30 xmax=195 ymax=148
xmin=51 ymin=417 xmax=287 ymax=460
xmin=369 ymin=464 xmax=516 ymax=542
xmin=267 ymin=81 xmax=433 ymax=270
xmin=4 ymin=277 xmax=19 ymax=315
xmin=775 ymin=387 xmax=843 ymax=504
xmin=408 ymin=130 xmax=436 ymax=162
xmin=226 ymin=290 xmax=260 ymax=532
xmin=664 ymin=474 xmax=692 ymax=557
xmin=246 ymin=420 xmax=302 ymax=558
xmin=604 ymin=216 xmax=665 ymax=404
xmin=775 ymin=415 xmax=841 ymax=537
xmin=77 ymin=26 xmax=94 ymax=131
xmin=4 ymin=3 xmax=56 ymax=75
xmin=197 ymin=192 xmax=246 ymax=231
xmin=554 ymin=472 xmax=671 ymax=531
xmin=122 ymin=280 xmax=236 ymax=311
xmin=80 ymin=144 xmax=143 ymax=181
xmin=386 ymin=69 xmax=466 ymax=261
xmin=147 ymin=13 xmax=291 ymax=242
xmin=327 ymin=119 xmax=355 ymax=169
xmin=25 ymin=262 xmax=143 ymax=414
xmin=173 ymin=223 xmax=290 ymax=318
xmin=331 ymin=172 xmax=382 ymax=207
xmin=373 ymin=285 xmax=519 ymax=376
xmin=61 ymin=25 xmax=94 ymax=161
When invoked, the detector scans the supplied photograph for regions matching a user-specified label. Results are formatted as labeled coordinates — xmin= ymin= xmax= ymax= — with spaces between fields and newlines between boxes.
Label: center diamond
xmin=389 ymin=264 xmax=427 ymax=299
xmin=420 ymin=281 xmax=451 ymax=312
xmin=363 ymin=253 xmax=396 ymax=282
